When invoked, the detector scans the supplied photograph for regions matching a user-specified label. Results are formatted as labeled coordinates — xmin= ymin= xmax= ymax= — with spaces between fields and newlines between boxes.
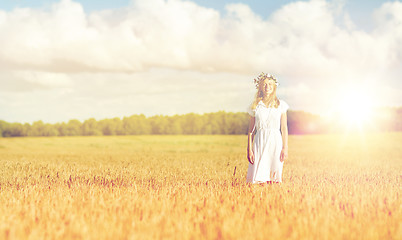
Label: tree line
xmin=1 ymin=108 xmax=401 ymax=137
xmin=0 ymin=112 xmax=249 ymax=137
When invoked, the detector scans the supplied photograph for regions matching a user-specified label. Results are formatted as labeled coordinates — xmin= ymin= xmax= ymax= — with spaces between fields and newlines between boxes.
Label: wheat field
xmin=0 ymin=133 xmax=401 ymax=239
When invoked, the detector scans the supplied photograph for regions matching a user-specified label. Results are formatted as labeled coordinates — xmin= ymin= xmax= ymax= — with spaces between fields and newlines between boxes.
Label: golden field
xmin=0 ymin=133 xmax=401 ymax=240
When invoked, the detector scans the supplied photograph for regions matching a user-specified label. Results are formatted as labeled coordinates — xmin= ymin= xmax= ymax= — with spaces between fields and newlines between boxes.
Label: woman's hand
xmin=280 ymin=148 xmax=288 ymax=162
xmin=247 ymin=149 xmax=254 ymax=164
xmin=247 ymin=116 xmax=255 ymax=165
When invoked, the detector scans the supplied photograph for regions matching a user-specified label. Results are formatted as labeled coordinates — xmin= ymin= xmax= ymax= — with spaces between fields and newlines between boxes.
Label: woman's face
xmin=262 ymin=79 xmax=276 ymax=95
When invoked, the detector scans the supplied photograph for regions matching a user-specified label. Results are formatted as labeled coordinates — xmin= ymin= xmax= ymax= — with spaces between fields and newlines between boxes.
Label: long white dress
xmin=246 ymin=99 xmax=289 ymax=183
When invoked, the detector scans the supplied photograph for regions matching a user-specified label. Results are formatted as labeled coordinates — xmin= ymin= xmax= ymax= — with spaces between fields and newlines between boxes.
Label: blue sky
xmin=0 ymin=0 xmax=389 ymax=29
xmin=0 ymin=0 xmax=401 ymax=123
xmin=0 ymin=0 xmax=387 ymax=13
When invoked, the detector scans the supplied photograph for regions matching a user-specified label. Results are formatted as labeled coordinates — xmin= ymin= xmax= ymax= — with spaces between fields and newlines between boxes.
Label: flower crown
xmin=253 ymin=72 xmax=278 ymax=89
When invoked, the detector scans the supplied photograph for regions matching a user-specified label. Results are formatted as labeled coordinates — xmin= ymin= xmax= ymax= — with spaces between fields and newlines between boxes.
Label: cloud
xmin=0 ymin=0 xmax=401 ymax=122
xmin=0 ymin=69 xmax=251 ymax=122
xmin=0 ymin=0 xmax=398 ymax=74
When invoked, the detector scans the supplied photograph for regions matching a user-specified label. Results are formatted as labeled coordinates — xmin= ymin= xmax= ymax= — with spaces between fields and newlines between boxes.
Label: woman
xmin=246 ymin=73 xmax=289 ymax=184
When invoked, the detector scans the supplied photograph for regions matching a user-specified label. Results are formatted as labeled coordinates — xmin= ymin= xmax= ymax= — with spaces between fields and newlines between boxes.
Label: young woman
xmin=246 ymin=73 xmax=289 ymax=184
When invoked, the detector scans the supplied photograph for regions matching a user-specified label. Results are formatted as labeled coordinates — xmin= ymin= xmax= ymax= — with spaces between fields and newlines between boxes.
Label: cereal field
xmin=0 ymin=133 xmax=401 ymax=239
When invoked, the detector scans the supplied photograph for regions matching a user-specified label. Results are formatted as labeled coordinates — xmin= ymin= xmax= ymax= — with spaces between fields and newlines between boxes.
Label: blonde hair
xmin=251 ymin=79 xmax=279 ymax=110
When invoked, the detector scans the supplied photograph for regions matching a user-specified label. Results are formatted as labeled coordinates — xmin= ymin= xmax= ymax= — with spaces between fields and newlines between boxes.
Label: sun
xmin=335 ymin=89 xmax=374 ymax=129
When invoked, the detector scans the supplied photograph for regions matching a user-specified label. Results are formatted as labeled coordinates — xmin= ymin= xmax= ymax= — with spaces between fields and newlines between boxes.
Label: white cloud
xmin=0 ymin=0 xmax=401 ymax=122
xmin=0 ymin=69 xmax=252 ymax=122
xmin=0 ymin=0 xmax=400 ymax=75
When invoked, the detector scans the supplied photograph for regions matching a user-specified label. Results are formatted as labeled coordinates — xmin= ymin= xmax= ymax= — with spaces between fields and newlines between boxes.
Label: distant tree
xmin=182 ymin=113 xmax=203 ymax=134
xmin=55 ymin=122 xmax=68 ymax=136
xmin=203 ymin=124 xmax=212 ymax=134
xmin=124 ymin=114 xmax=151 ymax=135
xmin=233 ymin=112 xmax=249 ymax=134
xmin=215 ymin=111 xmax=229 ymax=134
xmin=29 ymin=121 xmax=45 ymax=136
xmin=397 ymin=108 xmax=402 ymax=131
xmin=1 ymin=107 xmax=402 ymax=137
xmin=0 ymin=120 xmax=8 ymax=137
xmin=22 ymin=123 xmax=30 ymax=136
xmin=138 ymin=114 xmax=152 ymax=134
xmin=113 ymin=117 xmax=124 ymax=135
xmin=166 ymin=115 xmax=183 ymax=134
xmin=66 ymin=120 xmax=82 ymax=136
xmin=287 ymin=111 xmax=324 ymax=134
xmin=225 ymin=113 xmax=248 ymax=134
xmin=122 ymin=116 xmax=136 ymax=135
xmin=204 ymin=113 xmax=221 ymax=134
xmin=98 ymin=118 xmax=123 ymax=135
xmin=82 ymin=118 xmax=102 ymax=136
xmin=149 ymin=115 xmax=169 ymax=134
xmin=44 ymin=123 xmax=59 ymax=136
xmin=99 ymin=119 xmax=114 ymax=135
xmin=2 ymin=123 xmax=24 ymax=137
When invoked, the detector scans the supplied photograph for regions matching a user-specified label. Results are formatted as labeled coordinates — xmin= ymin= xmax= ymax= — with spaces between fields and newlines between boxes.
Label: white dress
xmin=246 ymin=99 xmax=289 ymax=183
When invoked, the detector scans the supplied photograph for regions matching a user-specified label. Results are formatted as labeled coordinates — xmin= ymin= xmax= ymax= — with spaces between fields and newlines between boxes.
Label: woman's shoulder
xmin=278 ymin=99 xmax=289 ymax=112
xmin=279 ymin=99 xmax=289 ymax=105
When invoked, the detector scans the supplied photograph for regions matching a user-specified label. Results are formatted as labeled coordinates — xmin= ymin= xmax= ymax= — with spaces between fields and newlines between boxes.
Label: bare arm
xmin=247 ymin=116 xmax=255 ymax=164
xmin=280 ymin=112 xmax=288 ymax=162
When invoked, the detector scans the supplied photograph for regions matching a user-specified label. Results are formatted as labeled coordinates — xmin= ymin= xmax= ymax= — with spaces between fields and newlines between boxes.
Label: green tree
xmin=149 ymin=115 xmax=169 ymax=134
xmin=30 ymin=121 xmax=45 ymax=136
xmin=2 ymin=123 xmax=24 ymax=137
xmin=0 ymin=120 xmax=9 ymax=137
xmin=82 ymin=118 xmax=102 ymax=136
xmin=98 ymin=118 xmax=123 ymax=135
xmin=66 ymin=120 xmax=82 ymax=136
xmin=55 ymin=122 xmax=68 ymax=136
xmin=43 ymin=123 xmax=59 ymax=136
xmin=166 ymin=115 xmax=183 ymax=134
xmin=182 ymin=113 xmax=203 ymax=134
xmin=113 ymin=117 xmax=124 ymax=135
xmin=123 ymin=115 xmax=151 ymax=135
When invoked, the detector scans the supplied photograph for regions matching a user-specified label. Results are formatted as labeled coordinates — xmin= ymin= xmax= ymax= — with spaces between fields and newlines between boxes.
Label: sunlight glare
xmin=336 ymin=89 xmax=374 ymax=129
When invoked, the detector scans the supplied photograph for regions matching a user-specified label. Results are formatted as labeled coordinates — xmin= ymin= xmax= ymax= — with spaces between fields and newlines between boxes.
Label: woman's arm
xmin=247 ymin=116 xmax=255 ymax=164
xmin=280 ymin=112 xmax=288 ymax=162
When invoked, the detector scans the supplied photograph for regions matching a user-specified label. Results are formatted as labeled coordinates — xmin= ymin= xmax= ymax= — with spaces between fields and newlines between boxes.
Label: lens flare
xmin=332 ymin=88 xmax=374 ymax=131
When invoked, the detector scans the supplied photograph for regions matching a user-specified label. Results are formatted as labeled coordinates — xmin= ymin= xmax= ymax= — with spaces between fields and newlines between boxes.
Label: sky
xmin=0 ymin=0 xmax=401 ymax=123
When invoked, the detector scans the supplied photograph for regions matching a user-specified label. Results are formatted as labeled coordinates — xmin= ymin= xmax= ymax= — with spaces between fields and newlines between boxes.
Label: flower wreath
xmin=253 ymin=72 xmax=279 ymax=89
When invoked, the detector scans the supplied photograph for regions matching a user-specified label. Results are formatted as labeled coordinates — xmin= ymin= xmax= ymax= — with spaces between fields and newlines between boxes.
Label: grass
xmin=0 ymin=133 xmax=401 ymax=239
